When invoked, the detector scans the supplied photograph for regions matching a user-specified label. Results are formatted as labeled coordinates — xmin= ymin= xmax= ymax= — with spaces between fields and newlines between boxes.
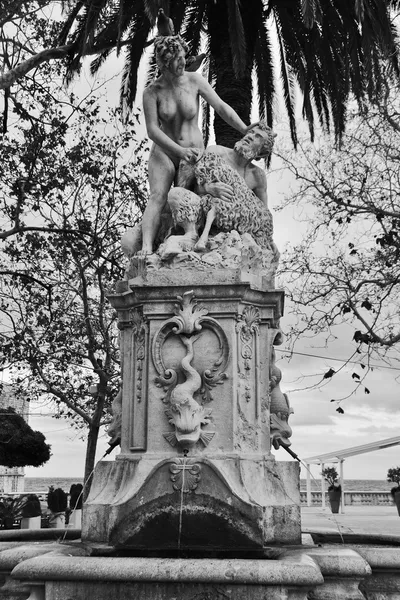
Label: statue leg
xmin=194 ymin=203 xmax=217 ymax=252
xmin=140 ymin=147 xmax=177 ymax=256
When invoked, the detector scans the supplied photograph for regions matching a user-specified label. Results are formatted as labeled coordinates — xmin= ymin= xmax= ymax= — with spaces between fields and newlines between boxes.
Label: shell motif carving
xmin=169 ymin=458 xmax=202 ymax=492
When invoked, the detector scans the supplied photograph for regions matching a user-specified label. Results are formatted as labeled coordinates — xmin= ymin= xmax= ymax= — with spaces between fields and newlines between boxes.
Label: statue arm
xmin=195 ymin=74 xmax=248 ymax=134
xmin=253 ymin=169 xmax=268 ymax=207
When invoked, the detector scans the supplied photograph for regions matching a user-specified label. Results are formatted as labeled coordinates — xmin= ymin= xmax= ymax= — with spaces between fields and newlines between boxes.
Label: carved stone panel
xmin=236 ymin=306 xmax=260 ymax=406
xmin=129 ymin=309 xmax=149 ymax=451
xmin=169 ymin=458 xmax=202 ymax=492
xmin=152 ymin=291 xmax=230 ymax=449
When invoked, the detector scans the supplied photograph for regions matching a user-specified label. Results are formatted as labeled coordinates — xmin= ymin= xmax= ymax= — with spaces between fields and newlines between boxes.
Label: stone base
xmin=82 ymin=455 xmax=301 ymax=553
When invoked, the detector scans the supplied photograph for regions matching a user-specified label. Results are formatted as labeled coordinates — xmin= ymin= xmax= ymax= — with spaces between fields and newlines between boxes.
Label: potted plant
xmin=47 ymin=486 xmax=68 ymax=528
xmin=68 ymin=483 xmax=83 ymax=528
xmin=0 ymin=496 xmax=25 ymax=529
xmin=20 ymin=494 xmax=42 ymax=530
xmin=387 ymin=466 xmax=400 ymax=516
xmin=322 ymin=466 xmax=341 ymax=513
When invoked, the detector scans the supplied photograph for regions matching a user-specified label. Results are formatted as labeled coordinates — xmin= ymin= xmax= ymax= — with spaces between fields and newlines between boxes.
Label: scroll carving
xmin=132 ymin=310 xmax=147 ymax=403
xmin=236 ymin=306 xmax=260 ymax=402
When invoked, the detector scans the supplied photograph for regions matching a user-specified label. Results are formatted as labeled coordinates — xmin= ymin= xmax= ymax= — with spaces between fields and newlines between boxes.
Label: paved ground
xmin=301 ymin=505 xmax=400 ymax=539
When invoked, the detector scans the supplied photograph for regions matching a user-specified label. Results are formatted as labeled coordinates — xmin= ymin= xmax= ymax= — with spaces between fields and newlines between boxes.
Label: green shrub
xmin=69 ymin=484 xmax=83 ymax=510
xmin=47 ymin=487 xmax=67 ymax=513
xmin=21 ymin=494 xmax=42 ymax=518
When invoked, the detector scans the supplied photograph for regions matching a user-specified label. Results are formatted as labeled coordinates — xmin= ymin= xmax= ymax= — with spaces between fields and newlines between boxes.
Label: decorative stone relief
xmin=107 ymin=389 xmax=122 ymax=446
xmin=132 ymin=310 xmax=147 ymax=403
xmin=236 ymin=306 xmax=260 ymax=402
xmin=169 ymin=458 xmax=202 ymax=492
xmin=152 ymin=291 xmax=230 ymax=448
xmin=269 ymin=332 xmax=293 ymax=450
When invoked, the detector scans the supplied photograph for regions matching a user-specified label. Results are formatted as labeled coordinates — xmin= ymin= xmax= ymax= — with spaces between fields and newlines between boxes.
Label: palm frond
xmin=90 ymin=48 xmax=113 ymax=75
xmin=202 ymin=40 xmax=215 ymax=147
xmin=58 ymin=1 xmax=85 ymax=45
xmin=301 ymin=0 xmax=319 ymax=29
xmin=182 ymin=0 xmax=208 ymax=56
xmin=253 ymin=17 xmax=275 ymax=127
xmin=226 ymin=0 xmax=246 ymax=77
xmin=274 ymin=12 xmax=298 ymax=148
xmin=355 ymin=0 xmax=365 ymax=22
xmin=143 ymin=0 xmax=162 ymax=24
xmin=120 ymin=10 xmax=153 ymax=117
xmin=145 ymin=50 xmax=158 ymax=87
xmin=169 ymin=0 xmax=188 ymax=35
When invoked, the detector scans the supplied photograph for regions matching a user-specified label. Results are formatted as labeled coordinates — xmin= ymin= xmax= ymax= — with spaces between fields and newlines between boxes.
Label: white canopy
xmin=303 ymin=436 xmax=400 ymax=511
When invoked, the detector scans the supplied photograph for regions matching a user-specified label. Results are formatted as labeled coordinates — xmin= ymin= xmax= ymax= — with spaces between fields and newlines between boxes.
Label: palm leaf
xmin=253 ymin=15 xmax=275 ymax=127
xmin=301 ymin=0 xmax=318 ymax=29
xmin=169 ymin=0 xmax=188 ymax=35
xmin=182 ymin=0 xmax=208 ymax=56
xmin=226 ymin=0 xmax=246 ymax=77
xmin=145 ymin=50 xmax=158 ymax=87
xmin=274 ymin=12 xmax=298 ymax=147
xmin=120 ymin=9 xmax=153 ymax=116
xmin=58 ymin=1 xmax=85 ymax=45
xmin=202 ymin=40 xmax=214 ymax=147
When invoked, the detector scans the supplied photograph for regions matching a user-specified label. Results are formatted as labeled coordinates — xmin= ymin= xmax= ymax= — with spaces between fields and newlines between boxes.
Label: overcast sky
xmin=20 ymin=50 xmax=400 ymax=484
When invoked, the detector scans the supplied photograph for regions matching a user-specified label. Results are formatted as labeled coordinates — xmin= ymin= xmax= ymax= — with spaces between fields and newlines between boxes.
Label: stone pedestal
xmin=82 ymin=273 xmax=301 ymax=552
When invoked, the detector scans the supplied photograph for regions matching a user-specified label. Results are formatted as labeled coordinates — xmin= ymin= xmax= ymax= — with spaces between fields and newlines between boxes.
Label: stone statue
xmin=107 ymin=389 xmax=122 ymax=447
xmin=269 ymin=347 xmax=293 ymax=450
xmin=140 ymin=34 xmax=255 ymax=256
xmin=157 ymin=188 xmax=201 ymax=260
xmin=158 ymin=122 xmax=278 ymax=260
xmin=193 ymin=122 xmax=277 ymax=252
xmin=164 ymin=333 xmax=212 ymax=447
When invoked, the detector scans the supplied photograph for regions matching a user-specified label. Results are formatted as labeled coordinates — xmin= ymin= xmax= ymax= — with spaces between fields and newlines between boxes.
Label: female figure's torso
xmin=152 ymin=74 xmax=204 ymax=151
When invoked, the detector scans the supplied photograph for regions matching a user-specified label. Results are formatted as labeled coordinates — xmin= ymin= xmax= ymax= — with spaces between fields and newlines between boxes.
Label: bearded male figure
xmin=190 ymin=122 xmax=276 ymax=252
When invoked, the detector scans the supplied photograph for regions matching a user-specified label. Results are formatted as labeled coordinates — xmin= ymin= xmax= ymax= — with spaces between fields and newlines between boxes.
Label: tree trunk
xmin=83 ymin=381 xmax=107 ymax=500
xmin=83 ymin=425 xmax=100 ymax=501
xmin=208 ymin=0 xmax=263 ymax=147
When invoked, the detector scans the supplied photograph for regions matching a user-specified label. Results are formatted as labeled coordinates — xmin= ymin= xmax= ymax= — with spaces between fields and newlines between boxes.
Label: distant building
xmin=0 ymin=384 xmax=28 ymax=493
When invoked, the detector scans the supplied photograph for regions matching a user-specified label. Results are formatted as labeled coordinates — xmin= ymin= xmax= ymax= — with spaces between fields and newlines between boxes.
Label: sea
xmin=24 ymin=477 xmax=394 ymax=493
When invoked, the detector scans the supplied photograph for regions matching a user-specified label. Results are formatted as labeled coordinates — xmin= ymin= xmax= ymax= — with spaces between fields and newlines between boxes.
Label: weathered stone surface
xmin=355 ymin=547 xmax=400 ymax=600
xmin=83 ymin=279 xmax=300 ymax=551
xmin=8 ymin=541 xmax=400 ymax=600
xmin=83 ymin=456 xmax=301 ymax=551
xmin=0 ymin=530 xmax=80 ymax=542
xmin=125 ymin=231 xmax=279 ymax=291
xmin=302 ymin=548 xmax=371 ymax=600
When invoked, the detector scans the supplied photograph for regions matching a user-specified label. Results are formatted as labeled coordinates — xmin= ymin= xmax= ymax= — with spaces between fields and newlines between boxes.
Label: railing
xmin=2 ymin=490 xmax=395 ymax=507
xmin=0 ymin=491 xmax=51 ymax=504
xmin=300 ymin=490 xmax=394 ymax=506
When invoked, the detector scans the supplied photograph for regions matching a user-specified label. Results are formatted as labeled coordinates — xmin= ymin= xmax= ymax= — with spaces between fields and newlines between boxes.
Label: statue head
xmin=234 ymin=121 xmax=276 ymax=161
xmin=154 ymin=35 xmax=189 ymax=71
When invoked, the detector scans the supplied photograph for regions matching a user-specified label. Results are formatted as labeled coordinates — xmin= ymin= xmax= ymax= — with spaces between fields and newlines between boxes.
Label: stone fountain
xmin=2 ymin=116 xmax=400 ymax=600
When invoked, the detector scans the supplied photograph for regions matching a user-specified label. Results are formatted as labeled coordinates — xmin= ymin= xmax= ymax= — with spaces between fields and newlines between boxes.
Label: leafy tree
xmin=0 ymin=406 xmax=51 ymax=467
xmin=0 ymin=39 xmax=148 ymax=489
xmin=276 ymin=80 xmax=400 ymax=401
xmin=387 ymin=467 xmax=400 ymax=487
xmin=1 ymin=1 xmax=399 ymax=147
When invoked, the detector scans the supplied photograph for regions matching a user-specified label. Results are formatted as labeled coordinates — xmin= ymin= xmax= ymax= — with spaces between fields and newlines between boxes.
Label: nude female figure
xmin=141 ymin=35 xmax=253 ymax=256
